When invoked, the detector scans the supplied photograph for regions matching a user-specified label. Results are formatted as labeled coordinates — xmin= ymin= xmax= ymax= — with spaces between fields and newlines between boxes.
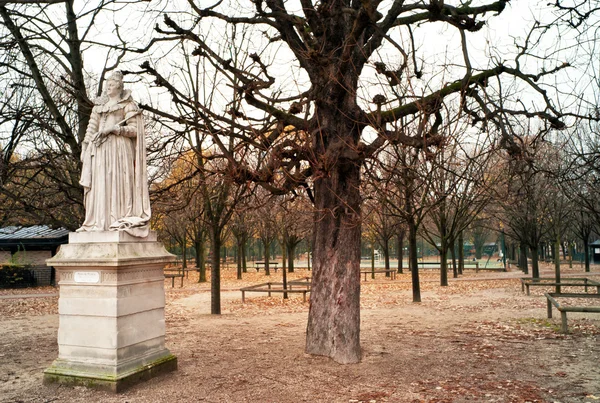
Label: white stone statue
xmin=77 ymin=71 xmax=151 ymax=237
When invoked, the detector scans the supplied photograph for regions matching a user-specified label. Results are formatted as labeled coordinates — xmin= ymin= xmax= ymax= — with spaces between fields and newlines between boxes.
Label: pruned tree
xmin=363 ymin=179 xmax=398 ymax=276
xmin=140 ymin=0 xmax=589 ymax=363
xmin=371 ymin=142 xmax=436 ymax=302
xmin=421 ymin=125 xmax=497 ymax=284
xmin=230 ymin=209 xmax=253 ymax=279
xmin=496 ymin=135 xmax=560 ymax=279
xmin=279 ymin=194 xmax=312 ymax=273
xmin=471 ymin=223 xmax=492 ymax=260
xmin=253 ymin=190 xmax=279 ymax=276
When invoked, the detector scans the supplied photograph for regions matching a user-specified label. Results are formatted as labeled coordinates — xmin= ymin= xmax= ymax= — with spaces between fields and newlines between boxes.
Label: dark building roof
xmin=0 ymin=226 xmax=69 ymax=250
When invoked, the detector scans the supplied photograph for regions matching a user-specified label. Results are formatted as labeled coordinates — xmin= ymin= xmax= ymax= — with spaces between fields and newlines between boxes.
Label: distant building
xmin=0 ymin=226 xmax=69 ymax=286
xmin=590 ymin=240 xmax=600 ymax=264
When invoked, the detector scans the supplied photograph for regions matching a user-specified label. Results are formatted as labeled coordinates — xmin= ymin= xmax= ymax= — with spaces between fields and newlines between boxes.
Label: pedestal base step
xmin=43 ymin=354 xmax=177 ymax=393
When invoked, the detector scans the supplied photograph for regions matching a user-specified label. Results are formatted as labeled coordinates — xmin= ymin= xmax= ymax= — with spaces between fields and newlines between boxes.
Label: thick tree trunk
xmin=199 ymin=238 xmax=207 ymax=283
xmin=263 ymin=238 xmax=271 ymax=276
xmin=408 ymin=220 xmax=421 ymax=302
xmin=307 ymin=239 xmax=311 ymax=271
xmin=541 ymin=243 xmax=547 ymax=261
xmin=242 ymin=237 xmax=247 ymax=273
xmin=237 ymin=239 xmax=243 ymax=280
xmin=450 ymin=239 xmax=457 ymax=279
xmin=305 ymin=155 xmax=361 ymax=364
xmin=181 ymin=234 xmax=187 ymax=269
xmin=519 ymin=243 xmax=529 ymax=275
xmin=554 ymin=238 xmax=561 ymax=293
xmin=281 ymin=240 xmax=287 ymax=273
xmin=282 ymin=253 xmax=288 ymax=299
xmin=584 ymin=238 xmax=590 ymax=272
xmin=210 ymin=231 xmax=222 ymax=315
xmin=440 ymin=242 xmax=449 ymax=287
xmin=397 ymin=231 xmax=404 ymax=274
xmin=371 ymin=243 xmax=376 ymax=279
xmin=288 ymin=243 xmax=295 ymax=273
xmin=568 ymin=243 xmax=573 ymax=269
xmin=530 ymin=244 xmax=540 ymax=279
xmin=383 ymin=238 xmax=390 ymax=276
xmin=195 ymin=237 xmax=207 ymax=283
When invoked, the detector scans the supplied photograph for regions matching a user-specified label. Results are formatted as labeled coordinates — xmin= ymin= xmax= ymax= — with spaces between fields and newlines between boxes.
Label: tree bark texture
xmin=440 ymin=243 xmax=449 ymax=287
xmin=584 ymin=239 xmax=590 ymax=272
xmin=305 ymin=148 xmax=362 ymax=364
xmin=262 ymin=238 xmax=271 ymax=276
xmin=237 ymin=239 xmax=243 ymax=280
xmin=181 ymin=235 xmax=187 ymax=269
xmin=554 ymin=238 xmax=561 ymax=293
xmin=397 ymin=232 xmax=404 ymax=274
xmin=371 ymin=244 xmax=376 ymax=280
xmin=198 ymin=237 xmax=207 ymax=283
xmin=450 ymin=239 xmax=457 ymax=279
xmin=383 ymin=238 xmax=390 ymax=275
xmin=242 ymin=238 xmax=247 ymax=273
xmin=519 ymin=243 xmax=529 ymax=275
xmin=210 ymin=231 xmax=222 ymax=315
xmin=408 ymin=219 xmax=421 ymax=302
xmin=530 ymin=245 xmax=540 ymax=279
xmin=287 ymin=243 xmax=295 ymax=272
xmin=281 ymin=241 xmax=287 ymax=272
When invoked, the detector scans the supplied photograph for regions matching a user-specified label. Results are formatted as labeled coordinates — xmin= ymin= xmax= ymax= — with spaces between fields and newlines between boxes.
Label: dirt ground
xmin=1 ymin=264 xmax=600 ymax=403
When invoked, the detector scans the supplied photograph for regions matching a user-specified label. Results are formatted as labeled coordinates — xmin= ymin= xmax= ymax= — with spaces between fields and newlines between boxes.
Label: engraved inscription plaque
xmin=74 ymin=271 xmax=100 ymax=284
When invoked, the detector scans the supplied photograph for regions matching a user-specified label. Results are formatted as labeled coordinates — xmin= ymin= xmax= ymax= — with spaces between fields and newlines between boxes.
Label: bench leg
xmin=180 ymin=275 xmax=184 ymax=288
xmin=547 ymin=299 xmax=552 ymax=319
xmin=526 ymin=285 xmax=530 ymax=296
xmin=302 ymin=291 xmax=306 ymax=303
xmin=560 ymin=311 xmax=568 ymax=334
xmin=242 ymin=291 xmax=245 ymax=303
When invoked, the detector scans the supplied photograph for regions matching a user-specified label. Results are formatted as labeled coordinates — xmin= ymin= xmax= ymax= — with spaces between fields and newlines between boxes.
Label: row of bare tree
xmin=2 ymin=0 xmax=599 ymax=364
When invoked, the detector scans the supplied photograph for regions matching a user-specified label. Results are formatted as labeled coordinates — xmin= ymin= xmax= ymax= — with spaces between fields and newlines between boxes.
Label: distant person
xmin=77 ymin=71 xmax=151 ymax=237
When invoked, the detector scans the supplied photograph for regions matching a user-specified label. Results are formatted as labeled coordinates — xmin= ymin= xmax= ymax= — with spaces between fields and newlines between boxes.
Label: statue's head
xmin=106 ymin=70 xmax=124 ymax=94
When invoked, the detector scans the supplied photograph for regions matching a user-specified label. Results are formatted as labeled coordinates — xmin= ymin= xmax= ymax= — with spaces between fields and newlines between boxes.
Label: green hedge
xmin=0 ymin=264 xmax=35 ymax=288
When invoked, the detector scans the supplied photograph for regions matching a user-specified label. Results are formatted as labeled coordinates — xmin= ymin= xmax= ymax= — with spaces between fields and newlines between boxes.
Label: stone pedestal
xmin=43 ymin=231 xmax=177 ymax=393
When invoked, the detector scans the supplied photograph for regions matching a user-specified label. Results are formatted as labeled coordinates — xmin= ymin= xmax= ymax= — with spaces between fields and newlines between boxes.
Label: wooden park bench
xmin=521 ymin=277 xmax=600 ymax=296
xmin=164 ymin=269 xmax=184 ymax=288
xmin=361 ymin=269 xmax=397 ymax=281
xmin=446 ymin=261 xmax=506 ymax=272
xmin=240 ymin=280 xmax=310 ymax=303
xmin=413 ymin=262 xmax=498 ymax=272
xmin=254 ymin=262 xmax=279 ymax=273
xmin=545 ymin=292 xmax=600 ymax=333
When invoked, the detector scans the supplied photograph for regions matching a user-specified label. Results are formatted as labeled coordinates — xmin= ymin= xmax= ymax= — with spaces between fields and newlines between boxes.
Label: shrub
xmin=0 ymin=264 xmax=35 ymax=288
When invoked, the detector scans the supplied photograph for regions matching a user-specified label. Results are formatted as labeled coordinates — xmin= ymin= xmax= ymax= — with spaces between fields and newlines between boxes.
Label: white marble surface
xmin=69 ymin=230 xmax=157 ymax=244
xmin=44 ymin=236 xmax=176 ymax=388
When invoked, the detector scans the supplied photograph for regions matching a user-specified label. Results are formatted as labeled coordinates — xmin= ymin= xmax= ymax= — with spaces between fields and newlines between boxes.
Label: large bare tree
xmin=139 ymin=0 xmax=586 ymax=363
